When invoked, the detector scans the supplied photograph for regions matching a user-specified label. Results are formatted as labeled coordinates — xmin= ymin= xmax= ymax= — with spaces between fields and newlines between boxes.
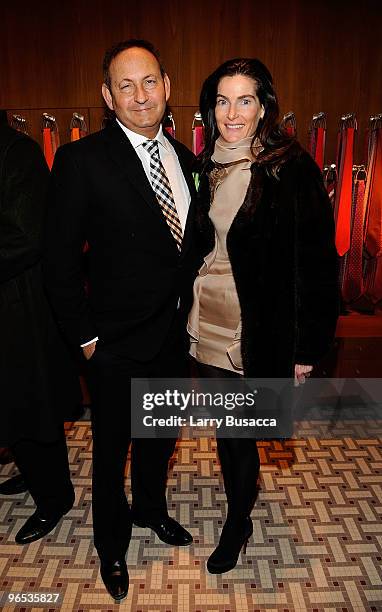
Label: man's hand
xmin=294 ymin=364 xmax=313 ymax=386
xmin=82 ymin=340 xmax=97 ymax=360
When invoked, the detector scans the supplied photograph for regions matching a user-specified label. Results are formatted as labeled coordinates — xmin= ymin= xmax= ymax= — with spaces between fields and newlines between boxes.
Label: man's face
xmin=102 ymin=47 xmax=170 ymax=138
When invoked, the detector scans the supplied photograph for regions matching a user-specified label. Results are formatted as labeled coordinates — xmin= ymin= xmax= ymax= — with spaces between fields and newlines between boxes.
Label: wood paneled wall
xmin=1 ymin=0 xmax=382 ymax=162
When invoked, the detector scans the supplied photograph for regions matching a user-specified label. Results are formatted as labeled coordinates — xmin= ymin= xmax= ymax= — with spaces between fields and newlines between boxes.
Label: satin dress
xmin=188 ymin=136 xmax=258 ymax=373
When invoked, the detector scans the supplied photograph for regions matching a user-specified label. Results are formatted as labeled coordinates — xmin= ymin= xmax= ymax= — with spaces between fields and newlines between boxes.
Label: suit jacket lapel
xmin=103 ymin=121 xmax=196 ymax=257
xmin=102 ymin=121 xmax=166 ymax=224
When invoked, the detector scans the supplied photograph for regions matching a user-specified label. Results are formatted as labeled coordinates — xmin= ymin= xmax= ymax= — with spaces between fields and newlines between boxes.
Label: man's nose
xmin=134 ymin=84 xmax=148 ymax=104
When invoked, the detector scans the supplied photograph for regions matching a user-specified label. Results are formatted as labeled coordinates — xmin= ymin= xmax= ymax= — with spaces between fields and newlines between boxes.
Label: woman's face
xmin=215 ymin=74 xmax=264 ymax=143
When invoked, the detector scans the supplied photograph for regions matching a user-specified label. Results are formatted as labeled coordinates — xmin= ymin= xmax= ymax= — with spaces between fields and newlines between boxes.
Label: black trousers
xmin=86 ymin=317 xmax=188 ymax=562
xmin=192 ymin=359 xmax=260 ymax=521
xmin=12 ymin=430 xmax=74 ymax=516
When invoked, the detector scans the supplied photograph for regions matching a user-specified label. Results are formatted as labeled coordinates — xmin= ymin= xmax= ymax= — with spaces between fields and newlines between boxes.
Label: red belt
xmin=43 ymin=127 xmax=54 ymax=170
xmin=334 ymin=118 xmax=356 ymax=256
xmin=314 ymin=127 xmax=325 ymax=170
xmin=42 ymin=114 xmax=59 ymax=170
xmin=342 ymin=170 xmax=366 ymax=302
xmin=281 ymin=112 xmax=296 ymax=137
xmin=309 ymin=113 xmax=326 ymax=171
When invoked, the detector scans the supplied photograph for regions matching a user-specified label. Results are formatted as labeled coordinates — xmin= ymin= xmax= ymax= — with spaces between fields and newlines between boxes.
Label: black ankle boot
xmin=207 ymin=517 xmax=253 ymax=574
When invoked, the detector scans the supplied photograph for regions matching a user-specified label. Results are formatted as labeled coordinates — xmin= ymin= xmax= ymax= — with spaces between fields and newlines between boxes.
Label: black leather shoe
xmin=207 ymin=517 xmax=253 ymax=574
xmin=15 ymin=504 xmax=73 ymax=545
xmin=0 ymin=474 xmax=27 ymax=495
xmin=100 ymin=559 xmax=129 ymax=601
xmin=134 ymin=516 xmax=193 ymax=546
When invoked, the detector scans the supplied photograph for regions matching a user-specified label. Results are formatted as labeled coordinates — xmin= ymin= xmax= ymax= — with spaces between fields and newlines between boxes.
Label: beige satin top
xmin=188 ymin=136 xmax=259 ymax=373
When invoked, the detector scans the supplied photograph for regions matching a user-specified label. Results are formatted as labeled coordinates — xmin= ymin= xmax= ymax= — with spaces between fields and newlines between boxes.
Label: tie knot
xmin=142 ymin=139 xmax=159 ymax=157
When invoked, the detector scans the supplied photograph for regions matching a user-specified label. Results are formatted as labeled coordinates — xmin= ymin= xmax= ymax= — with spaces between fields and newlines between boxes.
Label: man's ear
xmin=102 ymin=83 xmax=114 ymax=111
xmin=163 ymin=73 xmax=171 ymax=102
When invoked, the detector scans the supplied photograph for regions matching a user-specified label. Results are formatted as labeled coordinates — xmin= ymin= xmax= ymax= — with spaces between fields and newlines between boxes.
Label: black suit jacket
xmin=44 ymin=120 xmax=198 ymax=361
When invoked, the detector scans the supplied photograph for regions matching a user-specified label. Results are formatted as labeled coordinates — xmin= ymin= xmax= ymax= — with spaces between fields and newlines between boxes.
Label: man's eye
xmin=241 ymin=99 xmax=251 ymax=105
xmin=121 ymin=84 xmax=132 ymax=90
xmin=145 ymin=79 xmax=156 ymax=87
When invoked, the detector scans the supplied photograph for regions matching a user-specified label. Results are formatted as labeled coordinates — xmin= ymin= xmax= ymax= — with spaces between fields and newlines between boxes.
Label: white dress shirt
xmin=80 ymin=119 xmax=191 ymax=347
xmin=116 ymin=119 xmax=190 ymax=232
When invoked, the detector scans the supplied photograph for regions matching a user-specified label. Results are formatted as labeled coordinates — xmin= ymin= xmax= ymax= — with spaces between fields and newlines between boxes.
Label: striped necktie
xmin=142 ymin=140 xmax=183 ymax=250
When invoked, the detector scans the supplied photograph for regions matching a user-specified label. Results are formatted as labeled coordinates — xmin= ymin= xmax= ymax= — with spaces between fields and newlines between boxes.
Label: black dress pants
xmin=192 ymin=360 xmax=260 ymax=521
xmin=86 ymin=318 xmax=188 ymax=562
xmin=12 ymin=429 xmax=74 ymax=516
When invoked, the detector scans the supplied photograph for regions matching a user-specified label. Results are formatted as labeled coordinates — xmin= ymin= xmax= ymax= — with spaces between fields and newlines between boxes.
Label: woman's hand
xmin=294 ymin=364 xmax=313 ymax=386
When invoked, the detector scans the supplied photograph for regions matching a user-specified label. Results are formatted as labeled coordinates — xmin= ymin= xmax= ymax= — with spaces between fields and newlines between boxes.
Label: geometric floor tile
xmin=1 ymin=421 xmax=382 ymax=611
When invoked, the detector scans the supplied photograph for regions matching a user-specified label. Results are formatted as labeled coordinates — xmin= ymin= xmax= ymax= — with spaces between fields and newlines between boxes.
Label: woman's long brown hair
xmin=198 ymin=58 xmax=298 ymax=177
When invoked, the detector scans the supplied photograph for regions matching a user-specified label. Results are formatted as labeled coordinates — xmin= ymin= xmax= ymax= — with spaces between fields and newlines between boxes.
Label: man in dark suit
xmin=0 ymin=120 xmax=79 ymax=544
xmin=44 ymin=39 xmax=197 ymax=601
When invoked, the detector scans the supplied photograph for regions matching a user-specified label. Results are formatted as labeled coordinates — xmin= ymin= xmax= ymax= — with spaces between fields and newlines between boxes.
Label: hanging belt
xmin=342 ymin=169 xmax=366 ymax=302
xmin=51 ymin=128 xmax=60 ymax=152
xmin=42 ymin=113 xmax=59 ymax=170
xmin=314 ymin=127 xmax=325 ymax=170
xmin=362 ymin=117 xmax=382 ymax=305
xmin=192 ymin=126 xmax=204 ymax=155
xmin=325 ymin=164 xmax=337 ymax=206
xmin=364 ymin=255 xmax=382 ymax=305
xmin=71 ymin=127 xmax=80 ymax=141
xmin=10 ymin=114 xmax=29 ymax=134
xmin=70 ymin=113 xmax=88 ymax=143
xmin=164 ymin=111 xmax=175 ymax=138
xmin=43 ymin=127 xmax=54 ymax=170
xmin=364 ymin=124 xmax=382 ymax=258
xmin=309 ymin=112 xmax=326 ymax=171
xmin=281 ymin=111 xmax=296 ymax=137
xmin=334 ymin=116 xmax=356 ymax=256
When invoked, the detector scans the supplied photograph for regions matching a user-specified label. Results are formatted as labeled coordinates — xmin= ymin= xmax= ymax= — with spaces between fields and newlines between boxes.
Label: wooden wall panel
xmin=89 ymin=108 xmax=107 ymax=135
xmin=1 ymin=0 xmax=382 ymax=162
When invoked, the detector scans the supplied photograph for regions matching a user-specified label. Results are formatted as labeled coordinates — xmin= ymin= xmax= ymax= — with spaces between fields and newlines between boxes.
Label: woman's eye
xmin=216 ymin=99 xmax=226 ymax=105
xmin=241 ymin=98 xmax=251 ymax=105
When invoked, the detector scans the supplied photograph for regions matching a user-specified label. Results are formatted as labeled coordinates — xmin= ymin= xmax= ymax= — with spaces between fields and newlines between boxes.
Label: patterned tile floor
xmin=1 ymin=419 xmax=382 ymax=611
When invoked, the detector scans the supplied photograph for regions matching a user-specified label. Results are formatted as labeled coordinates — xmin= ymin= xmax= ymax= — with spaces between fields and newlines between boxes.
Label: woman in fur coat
xmin=188 ymin=58 xmax=339 ymax=574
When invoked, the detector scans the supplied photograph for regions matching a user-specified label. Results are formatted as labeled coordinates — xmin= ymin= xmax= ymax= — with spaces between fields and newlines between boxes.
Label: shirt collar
xmin=116 ymin=119 xmax=168 ymax=151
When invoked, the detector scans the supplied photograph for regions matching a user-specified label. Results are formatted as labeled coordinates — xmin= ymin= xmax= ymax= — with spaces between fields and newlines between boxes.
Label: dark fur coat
xmin=196 ymin=147 xmax=340 ymax=377
xmin=0 ymin=125 xmax=81 ymax=445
